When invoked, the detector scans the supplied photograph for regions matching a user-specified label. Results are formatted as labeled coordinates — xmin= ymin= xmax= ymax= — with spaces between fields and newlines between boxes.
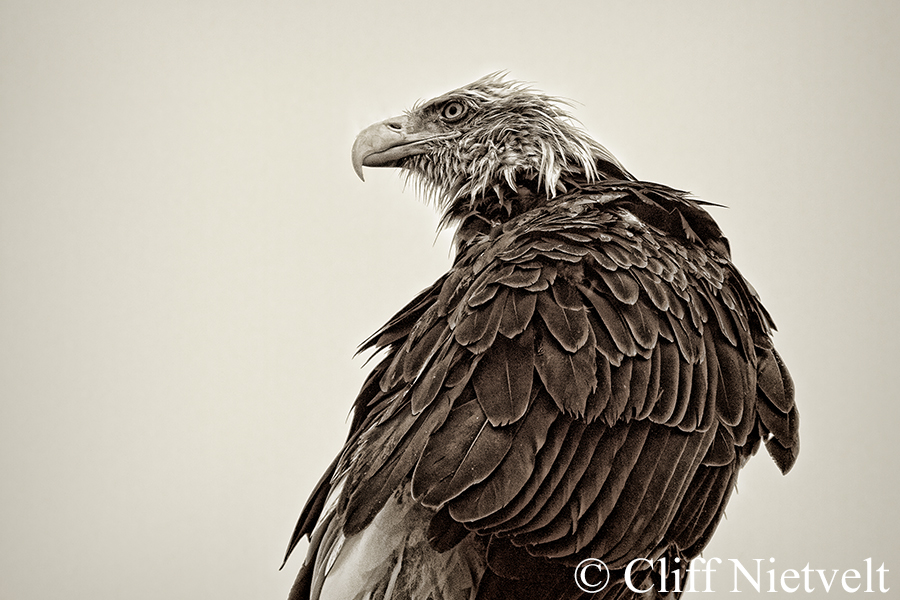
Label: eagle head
xmin=351 ymin=73 xmax=633 ymax=224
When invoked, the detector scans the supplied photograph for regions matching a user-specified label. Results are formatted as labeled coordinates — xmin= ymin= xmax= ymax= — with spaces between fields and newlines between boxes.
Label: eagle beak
xmin=351 ymin=116 xmax=460 ymax=181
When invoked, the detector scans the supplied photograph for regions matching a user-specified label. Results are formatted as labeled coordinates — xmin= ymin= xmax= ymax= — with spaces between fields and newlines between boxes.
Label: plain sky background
xmin=2 ymin=1 xmax=898 ymax=598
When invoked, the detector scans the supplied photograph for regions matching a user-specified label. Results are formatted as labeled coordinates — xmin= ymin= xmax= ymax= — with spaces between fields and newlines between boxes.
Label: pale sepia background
xmin=2 ymin=1 xmax=898 ymax=598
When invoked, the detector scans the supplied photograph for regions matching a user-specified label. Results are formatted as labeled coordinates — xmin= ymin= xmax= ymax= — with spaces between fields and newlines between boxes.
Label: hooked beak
xmin=351 ymin=115 xmax=460 ymax=181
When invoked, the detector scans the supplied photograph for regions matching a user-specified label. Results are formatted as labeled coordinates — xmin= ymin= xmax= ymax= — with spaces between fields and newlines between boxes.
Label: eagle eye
xmin=440 ymin=101 xmax=467 ymax=122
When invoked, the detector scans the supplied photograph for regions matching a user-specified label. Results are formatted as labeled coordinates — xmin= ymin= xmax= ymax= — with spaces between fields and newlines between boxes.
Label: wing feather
xmin=648 ymin=341 xmax=681 ymax=424
xmin=536 ymin=285 xmax=591 ymax=353
xmin=634 ymin=269 xmax=670 ymax=312
xmin=495 ymin=267 xmax=542 ymax=288
xmin=471 ymin=329 xmax=535 ymax=426
xmin=624 ymin=356 xmax=652 ymax=420
xmin=449 ymin=391 xmax=559 ymax=522
xmin=585 ymin=352 xmax=613 ymax=422
xmin=470 ymin=414 xmax=576 ymax=532
xmin=636 ymin=342 xmax=662 ymax=420
xmin=678 ymin=338 xmax=711 ymax=432
xmin=665 ymin=358 xmax=693 ymax=427
xmin=455 ymin=288 xmax=507 ymax=353
xmin=410 ymin=341 xmax=458 ymax=414
xmin=534 ymin=322 xmax=597 ymax=416
xmin=599 ymin=268 xmax=641 ymax=305
xmin=413 ymin=392 xmax=498 ymax=506
xmin=505 ymin=421 xmax=611 ymax=540
xmin=580 ymin=285 xmax=638 ymax=357
xmin=497 ymin=290 xmax=537 ymax=338
xmin=620 ymin=298 xmax=660 ymax=351
xmin=480 ymin=419 xmax=588 ymax=535
xmin=343 ymin=394 xmax=453 ymax=535
xmin=603 ymin=357 xmax=632 ymax=425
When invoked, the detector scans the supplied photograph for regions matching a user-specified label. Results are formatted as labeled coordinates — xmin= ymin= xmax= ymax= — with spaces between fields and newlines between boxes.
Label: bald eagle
xmin=283 ymin=74 xmax=798 ymax=600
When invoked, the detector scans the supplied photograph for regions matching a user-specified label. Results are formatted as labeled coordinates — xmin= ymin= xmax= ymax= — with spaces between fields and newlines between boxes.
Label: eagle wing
xmin=285 ymin=182 xmax=798 ymax=597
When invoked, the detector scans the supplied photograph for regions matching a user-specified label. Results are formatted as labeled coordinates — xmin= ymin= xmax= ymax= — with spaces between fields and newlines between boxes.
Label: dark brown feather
xmin=449 ymin=392 xmax=558 ymax=522
xmin=495 ymin=266 xmax=542 ymax=288
xmin=507 ymin=421 xmax=610 ymax=541
xmin=756 ymin=346 xmax=794 ymax=413
xmin=649 ymin=341 xmax=681 ymax=424
xmin=344 ymin=394 xmax=453 ymax=535
xmin=712 ymin=335 xmax=749 ymax=428
xmin=604 ymin=358 xmax=632 ymax=426
xmin=703 ymin=424 xmax=736 ymax=467
xmin=410 ymin=341 xmax=458 ymax=414
xmin=580 ymin=285 xmax=638 ymax=357
xmin=765 ymin=409 xmax=799 ymax=475
xmin=536 ymin=287 xmax=591 ymax=353
xmin=470 ymin=413 xmax=575 ymax=532
xmin=587 ymin=309 xmax=626 ymax=367
xmin=498 ymin=289 xmax=538 ymax=338
xmin=481 ymin=419 xmax=588 ymax=535
xmin=665 ymin=359 xmax=694 ymax=427
xmin=427 ymin=505 xmax=471 ymax=553
xmin=401 ymin=321 xmax=449 ymax=382
xmin=624 ymin=356 xmax=652 ymax=420
xmin=599 ymin=268 xmax=641 ymax=305
xmin=455 ymin=288 xmax=507 ymax=354
xmin=584 ymin=354 xmax=612 ymax=422
xmin=471 ymin=329 xmax=535 ymax=426
xmin=620 ymin=300 xmax=660 ymax=351
xmin=534 ymin=323 xmax=597 ymax=417
xmin=633 ymin=269 xmax=670 ymax=312
xmin=678 ymin=340 xmax=710 ymax=432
